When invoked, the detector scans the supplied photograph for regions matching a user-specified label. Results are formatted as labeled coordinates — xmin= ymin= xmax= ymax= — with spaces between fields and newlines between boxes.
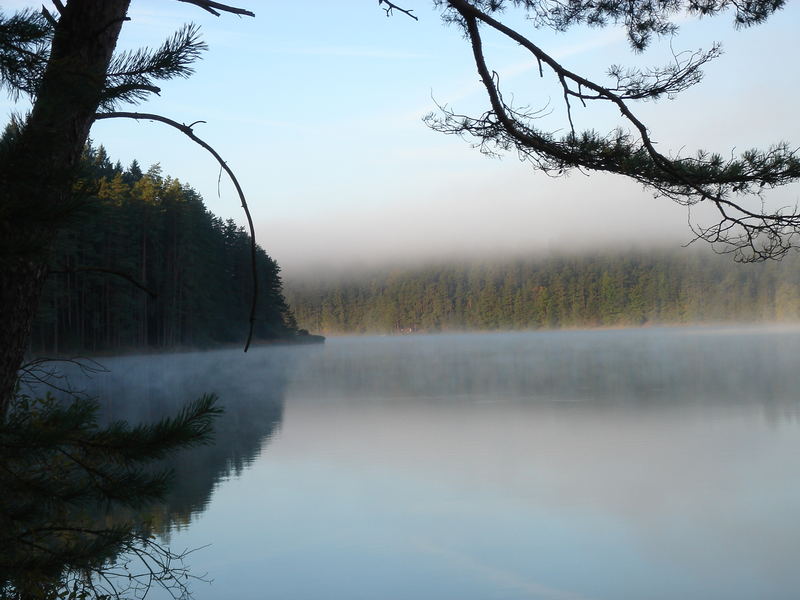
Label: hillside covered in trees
xmin=30 ymin=143 xmax=300 ymax=354
xmin=285 ymin=252 xmax=800 ymax=335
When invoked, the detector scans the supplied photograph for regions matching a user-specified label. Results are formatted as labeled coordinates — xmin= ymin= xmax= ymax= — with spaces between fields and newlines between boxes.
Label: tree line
xmin=30 ymin=143 xmax=299 ymax=354
xmin=285 ymin=251 xmax=800 ymax=335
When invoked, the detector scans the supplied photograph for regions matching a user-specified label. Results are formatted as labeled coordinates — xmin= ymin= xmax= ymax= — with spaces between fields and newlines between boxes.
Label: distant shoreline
xmin=286 ymin=251 xmax=800 ymax=336
xmin=310 ymin=320 xmax=800 ymax=339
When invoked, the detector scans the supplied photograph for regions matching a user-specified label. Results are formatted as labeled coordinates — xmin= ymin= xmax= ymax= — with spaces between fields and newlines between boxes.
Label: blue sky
xmin=4 ymin=1 xmax=800 ymax=275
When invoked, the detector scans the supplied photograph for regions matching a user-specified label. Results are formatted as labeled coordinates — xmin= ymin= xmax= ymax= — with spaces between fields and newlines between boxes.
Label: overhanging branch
xmin=93 ymin=111 xmax=259 ymax=351
xmin=434 ymin=0 xmax=800 ymax=261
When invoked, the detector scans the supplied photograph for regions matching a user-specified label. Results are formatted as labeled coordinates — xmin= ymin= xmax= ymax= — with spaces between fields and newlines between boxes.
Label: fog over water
xmin=63 ymin=326 xmax=800 ymax=600
xmin=263 ymin=172 xmax=698 ymax=275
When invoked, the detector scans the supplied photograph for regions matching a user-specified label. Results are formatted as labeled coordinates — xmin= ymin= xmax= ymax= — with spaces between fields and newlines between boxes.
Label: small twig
xmin=558 ymin=73 xmax=575 ymax=136
xmin=378 ymin=0 xmax=419 ymax=20
xmin=175 ymin=0 xmax=255 ymax=17
xmin=49 ymin=266 xmax=157 ymax=298
xmin=40 ymin=5 xmax=57 ymax=26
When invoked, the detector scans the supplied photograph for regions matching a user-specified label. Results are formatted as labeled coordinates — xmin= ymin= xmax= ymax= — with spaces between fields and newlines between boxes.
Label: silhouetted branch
xmin=378 ymin=0 xmax=419 ymax=20
xmin=175 ymin=0 xmax=255 ymax=17
xmin=94 ymin=111 xmax=259 ymax=350
xmin=49 ymin=265 xmax=157 ymax=298
xmin=429 ymin=0 xmax=800 ymax=261
xmin=40 ymin=5 xmax=57 ymax=27
xmin=50 ymin=0 xmax=66 ymax=15
xmin=17 ymin=356 xmax=107 ymax=397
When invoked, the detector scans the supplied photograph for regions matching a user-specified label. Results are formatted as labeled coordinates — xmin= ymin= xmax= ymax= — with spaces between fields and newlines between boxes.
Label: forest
xmin=38 ymin=141 xmax=800 ymax=350
xmin=285 ymin=251 xmax=800 ymax=335
xmin=29 ymin=143 xmax=301 ymax=354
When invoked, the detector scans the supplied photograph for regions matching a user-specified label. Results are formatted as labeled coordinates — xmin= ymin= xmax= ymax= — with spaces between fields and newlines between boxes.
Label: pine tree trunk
xmin=0 ymin=0 xmax=131 ymax=415
xmin=0 ymin=258 xmax=50 ymax=411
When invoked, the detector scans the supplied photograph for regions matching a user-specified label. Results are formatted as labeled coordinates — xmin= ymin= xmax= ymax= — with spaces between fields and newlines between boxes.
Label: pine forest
xmin=285 ymin=252 xmax=800 ymax=335
xmin=30 ymin=144 xmax=299 ymax=354
xmin=30 ymin=145 xmax=800 ymax=352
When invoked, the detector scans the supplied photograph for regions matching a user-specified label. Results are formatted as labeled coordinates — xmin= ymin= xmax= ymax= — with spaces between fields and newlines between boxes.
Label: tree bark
xmin=0 ymin=0 xmax=131 ymax=415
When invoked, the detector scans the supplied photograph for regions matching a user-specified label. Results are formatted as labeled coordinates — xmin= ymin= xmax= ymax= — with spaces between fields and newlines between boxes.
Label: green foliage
xmin=455 ymin=1 xmax=785 ymax=50
xmin=0 ymin=8 xmax=51 ymax=100
xmin=30 ymin=143 xmax=298 ymax=354
xmin=102 ymin=24 xmax=207 ymax=109
xmin=0 ymin=387 xmax=222 ymax=600
xmin=286 ymin=250 xmax=800 ymax=334
xmin=0 ymin=7 xmax=205 ymax=109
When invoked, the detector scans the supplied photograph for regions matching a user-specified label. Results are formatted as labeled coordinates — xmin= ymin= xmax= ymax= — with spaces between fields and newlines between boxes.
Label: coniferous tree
xmin=0 ymin=0 xmax=256 ymax=412
xmin=30 ymin=144 xmax=298 ymax=354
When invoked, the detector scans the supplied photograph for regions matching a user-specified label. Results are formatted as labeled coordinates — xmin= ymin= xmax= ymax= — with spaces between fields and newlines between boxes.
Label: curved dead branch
xmin=93 ymin=111 xmax=259 ymax=351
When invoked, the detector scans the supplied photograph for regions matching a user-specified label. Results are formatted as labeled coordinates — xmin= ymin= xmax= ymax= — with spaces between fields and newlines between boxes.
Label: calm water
xmin=83 ymin=327 xmax=800 ymax=600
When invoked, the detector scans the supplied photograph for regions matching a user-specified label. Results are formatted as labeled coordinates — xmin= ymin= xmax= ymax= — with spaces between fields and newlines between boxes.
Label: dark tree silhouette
xmin=0 ymin=2 xmax=252 ymax=597
xmin=0 ymin=377 xmax=222 ymax=600
xmin=0 ymin=0 xmax=254 ymax=413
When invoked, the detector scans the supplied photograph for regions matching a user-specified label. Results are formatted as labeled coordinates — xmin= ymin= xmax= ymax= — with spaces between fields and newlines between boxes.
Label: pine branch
xmin=2 ymin=393 xmax=222 ymax=509
xmin=0 ymin=8 xmax=51 ymax=99
xmin=430 ymin=0 xmax=800 ymax=260
xmin=87 ymin=394 xmax=222 ymax=464
xmin=103 ymin=23 xmax=206 ymax=108
xmin=487 ymin=0 xmax=785 ymax=51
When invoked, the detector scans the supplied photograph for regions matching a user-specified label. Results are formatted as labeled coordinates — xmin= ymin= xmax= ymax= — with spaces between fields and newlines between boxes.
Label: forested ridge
xmin=30 ymin=143 xmax=299 ymax=354
xmin=285 ymin=251 xmax=800 ymax=335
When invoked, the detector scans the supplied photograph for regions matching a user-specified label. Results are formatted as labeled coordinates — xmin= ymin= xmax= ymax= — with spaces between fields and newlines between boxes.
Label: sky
xmin=3 ymin=1 xmax=800 ymax=276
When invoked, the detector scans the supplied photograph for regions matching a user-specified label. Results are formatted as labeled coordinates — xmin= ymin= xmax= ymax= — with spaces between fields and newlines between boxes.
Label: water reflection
xmin=3 ymin=346 xmax=294 ymax=599
xmin=184 ymin=327 xmax=799 ymax=600
xmin=82 ymin=346 xmax=294 ymax=529
xmin=13 ymin=327 xmax=800 ymax=600
xmin=290 ymin=327 xmax=800 ymax=413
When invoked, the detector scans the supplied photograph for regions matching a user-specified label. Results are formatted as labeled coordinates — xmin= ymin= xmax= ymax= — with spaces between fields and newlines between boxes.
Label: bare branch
xmin=40 ymin=5 xmax=57 ymax=26
xmin=48 ymin=265 xmax=157 ymax=298
xmin=94 ymin=111 xmax=259 ymax=350
xmin=17 ymin=356 xmax=107 ymax=397
xmin=175 ymin=0 xmax=255 ymax=17
xmin=378 ymin=0 xmax=419 ymax=20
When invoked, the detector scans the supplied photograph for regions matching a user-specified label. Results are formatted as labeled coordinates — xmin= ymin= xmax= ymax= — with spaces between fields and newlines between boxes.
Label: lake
xmin=82 ymin=326 xmax=800 ymax=600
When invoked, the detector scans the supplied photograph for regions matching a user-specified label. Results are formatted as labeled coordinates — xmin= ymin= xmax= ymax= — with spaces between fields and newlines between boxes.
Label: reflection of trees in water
xmin=298 ymin=331 xmax=800 ymax=411
xmin=2 ymin=348 xmax=290 ymax=598
xmin=85 ymin=348 xmax=290 ymax=533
